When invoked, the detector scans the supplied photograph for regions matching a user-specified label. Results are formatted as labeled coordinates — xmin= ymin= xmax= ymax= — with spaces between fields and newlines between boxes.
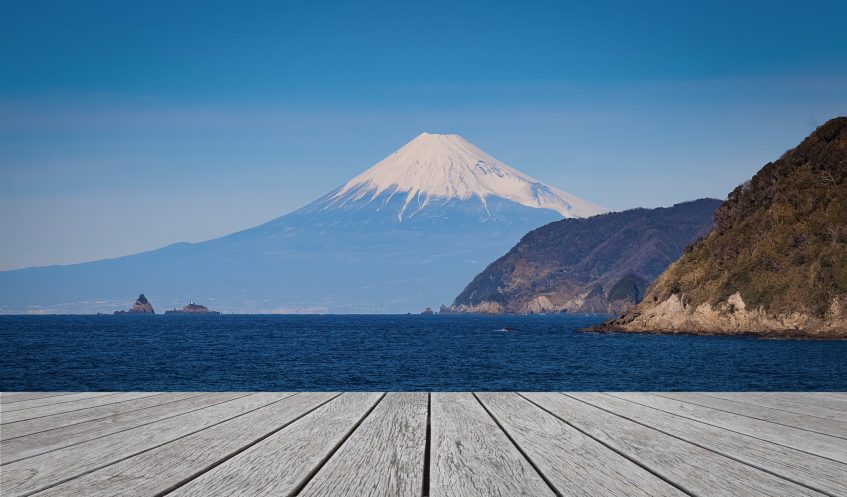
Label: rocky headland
xmin=448 ymin=198 xmax=721 ymax=315
xmin=598 ymin=117 xmax=847 ymax=338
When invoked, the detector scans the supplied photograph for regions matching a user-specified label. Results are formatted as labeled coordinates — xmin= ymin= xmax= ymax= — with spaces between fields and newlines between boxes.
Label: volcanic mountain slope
xmin=319 ymin=132 xmax=603 ymax=220
xmin=0 ymin=133 xmax=605 ymax=314
xmin=449 ymin=198 xmax=721 ymax=314
xmin=601 ymin=117 xmax=847 ymax=337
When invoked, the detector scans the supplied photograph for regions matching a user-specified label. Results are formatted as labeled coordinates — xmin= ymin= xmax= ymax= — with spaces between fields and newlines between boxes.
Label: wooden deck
xmin=1 ymin=392 xmax=846 ymax=496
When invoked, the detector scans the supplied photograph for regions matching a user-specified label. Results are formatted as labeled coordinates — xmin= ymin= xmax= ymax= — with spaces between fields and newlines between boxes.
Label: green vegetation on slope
xmin=638 ymin=117 xmax=847 ymax=322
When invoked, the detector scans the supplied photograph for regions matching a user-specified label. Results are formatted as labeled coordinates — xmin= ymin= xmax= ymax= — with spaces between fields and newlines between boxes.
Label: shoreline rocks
xmin=593 ymin=293 xmax=847 ymax=339
xmin=593 ymin=117 xmax=847 ymax=339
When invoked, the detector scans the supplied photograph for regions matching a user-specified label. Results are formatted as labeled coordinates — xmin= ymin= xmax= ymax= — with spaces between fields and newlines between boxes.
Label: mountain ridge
xmin=450 ymin=198 xmax=722 ymax=315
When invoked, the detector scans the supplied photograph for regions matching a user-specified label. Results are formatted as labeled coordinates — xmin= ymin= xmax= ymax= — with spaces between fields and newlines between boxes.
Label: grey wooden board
xmin=1 ymin=392 xmax=162 ymax=424
xmin=0 ymin=393 xmax=75 ymax=404
xmin=430 ymin=392 xmax=556 ymax=497
xmin=751 ymin=392 xmax=847 ymax=412
xmin=805 ymin=392 xmax=847 ymax=402
xmin=702 ymin=392 xmax=847 ymax=423
xmin=0 ymin=392 xmax=206 ymax=441
xmin=476 ymin=392 xmax=685 ymax=497
xmin=1 ymin=393 xmax=243 ymax=462
xmin=617 ymin=393 xmax=847 ymax=463
xmin=523 ymin=392 xmax=825 ymax=497
xmin=0 ymin=392 xmax=282 ymax=497
xmin=298 ymin=392 xmax=428 ymax=497
xmin=658 ymin=392 xmax=847 ymax=439
xmin=574 ymin=393 xmax=847 ymax=497
xmin=168 ymin=392 xmax=383 ymax=497
xmin=0 ymin=392 xmax=119 ymax=414
xmin=34 ymin=393 xmax=337 ymax=497
xmin=3 ymin=392 xmax=844 ymax=497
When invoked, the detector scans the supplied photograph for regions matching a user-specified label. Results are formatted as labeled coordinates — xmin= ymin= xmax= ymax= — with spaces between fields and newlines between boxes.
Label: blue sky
xmin=1 ymin=0 xmax=846 ymax=270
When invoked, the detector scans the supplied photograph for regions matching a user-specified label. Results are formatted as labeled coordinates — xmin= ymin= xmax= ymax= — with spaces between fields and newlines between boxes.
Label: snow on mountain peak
xmin=327 ymin=132 xmax=606 ymax=220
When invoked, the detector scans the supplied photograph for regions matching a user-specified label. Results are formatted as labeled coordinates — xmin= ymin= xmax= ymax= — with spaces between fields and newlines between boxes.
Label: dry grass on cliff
xmin=645 ymin=117 xmax=847 ymax=318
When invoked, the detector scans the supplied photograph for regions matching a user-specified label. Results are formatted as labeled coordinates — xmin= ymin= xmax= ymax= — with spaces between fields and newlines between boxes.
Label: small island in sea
xmin=113 ymin=294 xmax=155 ymax=315
xmin=164 ymin=302 xmax=221 ymax=315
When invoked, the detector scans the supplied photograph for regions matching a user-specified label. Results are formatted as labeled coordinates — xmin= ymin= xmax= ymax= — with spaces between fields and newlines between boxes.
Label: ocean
xmin=1 ymin=314 xmax=845 ymax=391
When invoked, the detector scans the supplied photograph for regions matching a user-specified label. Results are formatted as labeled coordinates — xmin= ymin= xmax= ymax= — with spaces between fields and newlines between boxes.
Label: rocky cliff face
xmin=601 ymin=117 xmax=847 ymax=338
xmin=449 ymin=199 xmax=721 ymax=314
xmin=114 ymin=293 xmax=155 ymax=314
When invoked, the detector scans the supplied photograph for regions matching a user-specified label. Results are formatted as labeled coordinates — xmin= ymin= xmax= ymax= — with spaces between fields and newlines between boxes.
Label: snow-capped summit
xmin=1 ymin=132 xmax=607 ymax=314
xmin=322 ymin=132 xmax=605 ymax=221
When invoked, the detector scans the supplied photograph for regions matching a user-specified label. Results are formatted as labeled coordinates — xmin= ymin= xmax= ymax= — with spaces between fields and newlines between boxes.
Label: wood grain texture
xmin=0 ymin=393 xmax=281 ymax=497
xmin=0 ymin=393 xmax=74 ymax=404
xmin=2 ymin=392 xmax=843 ymax=497
xmin=620 ymin=393 xmax=847 ymax=463
xmin=168 ymin=392 xmax=383 ymax=497
xmin=702 ymin=392 xmax=847 ymax=423
xmin=1 ymin=393 xmax=241 ymax=462
xmin=523 ymin=392 xmax=825 ymax=497
xmin=1 ymin=392 xmax=118 ymax=414
xmin=577 ymin=393 xmax=847 ymax=497
xmin=33 ymin=393 xmax=337 ymax=497
xmin=1 ymin=392 xmax=162 ymax=424
xmin=476 ymin=392 xmax=685 ymax=497
xmin=430 ymin=392 xmax=555 ymax=497
xmin=658 ymin=392 xmax=847 ymax=439
xmin=751 ymin=393 xmax=847 ymax=411
xmin=298 ymin=392 xmax=428 ymax=497
xmin=1 ymin=392 xmax=205 ymax=441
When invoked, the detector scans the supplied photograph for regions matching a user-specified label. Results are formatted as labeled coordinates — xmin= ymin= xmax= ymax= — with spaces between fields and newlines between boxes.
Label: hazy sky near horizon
xmin=1 ymin=0 xmax=846 ymax=270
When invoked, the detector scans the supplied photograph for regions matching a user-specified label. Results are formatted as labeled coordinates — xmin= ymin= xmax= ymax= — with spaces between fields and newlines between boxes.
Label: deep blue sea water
xmin=1 ymin=314 xmax=845 ymax=391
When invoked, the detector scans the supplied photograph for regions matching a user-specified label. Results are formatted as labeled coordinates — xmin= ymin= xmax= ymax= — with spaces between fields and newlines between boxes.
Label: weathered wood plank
xmin=476 ymin=392 xmax=685 ymax=497
xmin=3 ymin=392 xmax=843 ymax=497
xmin=0 ymin=393 xmax=282 ymax=497
xmin=812 ymin=392 xmax=847 ymax=401
xmin=0 ymin=392 xmax=205 ymax=441
xmin=523 ymin=393 xmax=825 ymax=497
xmin=703 ymin=393 xmax=847 ymax=423
xmin=1 ymin=393 xmax=243 ymax=462
xmin=167 ymin=392 xmax=383 ymax=497
xmin=658 ymin=392 xmax=847 ymax=439
xmin=32 ymin=393 xmax=337 ymax=497
xmin=0 ymin=392 xmax=118 ymax=414
xmin=298 ymin=392 xmax=427 ymax=497
xmin=620 ymin=393 xmax=847 ymax=463
xmin=0 ymin=393 xmax=75 ymax=404
xmin=754 ymin=392 xmax=847 ymax=412
xmin=1 ymin=392 xmax=162 ymax=424
xmin=574 ymin=393 xmax=847 ymax=497
xmin=430 ymin=392 xmax=555 ymax=497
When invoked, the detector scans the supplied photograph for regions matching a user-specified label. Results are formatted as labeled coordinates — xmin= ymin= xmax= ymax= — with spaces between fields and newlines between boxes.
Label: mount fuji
xmin=0 ymin=133 xmax=606 ymax=314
